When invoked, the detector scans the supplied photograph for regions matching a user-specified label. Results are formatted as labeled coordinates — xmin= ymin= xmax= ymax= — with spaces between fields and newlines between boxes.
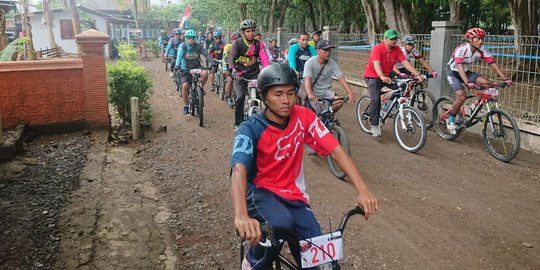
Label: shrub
xmin=117 ymin=42 xmax=137 ymax=61
xmin=107 ymin=60 xmax=153 ymax=124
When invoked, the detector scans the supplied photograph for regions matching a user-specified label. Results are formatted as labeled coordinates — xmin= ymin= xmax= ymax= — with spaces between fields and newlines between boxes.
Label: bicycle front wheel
xmin=482 ymin=109 xmax=520 ymax=162
xmin=356 ymin=96 xmax=372 ymax=134
xmin=327 ymin=125 xmax=351 ymax=180
xmin=393 ymin=106 xmax=427 ymax=153
xmin=433 ymin=96 xmax=460 ymax=141
xmin=410 ymin=89 xmax=435 ymax=129
xmin=196 ymin=86 xmax=204 ymax=127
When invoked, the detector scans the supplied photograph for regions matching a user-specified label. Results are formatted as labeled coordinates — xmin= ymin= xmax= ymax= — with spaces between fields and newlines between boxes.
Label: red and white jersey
xmin=231 ymin=106 xmax=339 ymax=203
xmin=447 ymin=43 xmax=495 ymax=72
xmin=395 ymin=46 xmax=422 ymax=69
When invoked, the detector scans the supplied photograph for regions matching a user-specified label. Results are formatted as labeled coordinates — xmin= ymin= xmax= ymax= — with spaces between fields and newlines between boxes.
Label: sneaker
xmin=234 ymin=125 xmax=238 ymax=132
xmin=370 ymin=125 xmax=381 ymax=137
xmin=182 ymin=105 xmax=189 ymax=115
xmin=241 ymin=257 xmax=252 ymax=270
xmin=446 ymin=114 xmax=457 ymax=135
xmin=227 ymin=97 xmax=235 ymax=108
xmin=169 ymin=72 xmax=174 ymax=78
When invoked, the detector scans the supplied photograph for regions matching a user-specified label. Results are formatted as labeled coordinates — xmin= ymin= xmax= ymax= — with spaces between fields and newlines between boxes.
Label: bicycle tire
xmin=175 ymin=73 xmax=180 ymax=92
xmin=393 ymin=106 xmax=427 ymax=153
xmin=482 ymin=109 xmax=520 ymax=162
xmin=327 ymin=125 xmax=351 ymax=180
xmin=196 ymin=86 xmax=204 ymax=127
xmin=165 ymin=59 xmax=169 ymax=71
xmin=189 ymin=86 xmax=195 ymax=116
xmin=432 ymin=96 xmax=461 ymax=141
xmin=410 ymin=89 xmax=435 ymax=129
xmin=355 ymin=96 xmax=372 ymax=134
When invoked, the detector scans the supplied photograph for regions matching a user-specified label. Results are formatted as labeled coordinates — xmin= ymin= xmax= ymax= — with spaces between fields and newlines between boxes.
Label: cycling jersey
xmin=208 ymin=40 xmax=225 ymax=61
xmin=222 ymin=43 xmax=232 ymax=71
xmin=165 ymin=37 xmax=182 ymax=58
xmin=231 ymin=106 xmax=338 ymax=203
xmin=229 ymin=38 xmax=270 ymax=79
xmin=287 ymin=43 xmax=317 ymax=75
xmin=395 ymin=46 xmax=422 ymax=69
xmin=158 ymin=35 xmax=170 ymax=50
xmin=446 ymin=43 xmax=495 ymax=72
xmin=175 ymin=42 xmax=213 ymax=70
xmin=268 ymin=46 xmax=281 ymax=63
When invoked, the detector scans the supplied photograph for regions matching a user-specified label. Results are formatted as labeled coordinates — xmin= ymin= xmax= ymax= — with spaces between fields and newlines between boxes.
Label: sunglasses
xmin=186 ymin=36 xmax=194 ymax=40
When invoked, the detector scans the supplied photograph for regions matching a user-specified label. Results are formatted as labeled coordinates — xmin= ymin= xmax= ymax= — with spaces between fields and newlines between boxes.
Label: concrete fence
xmin=0 ymin=29 xmax=110 ymax=133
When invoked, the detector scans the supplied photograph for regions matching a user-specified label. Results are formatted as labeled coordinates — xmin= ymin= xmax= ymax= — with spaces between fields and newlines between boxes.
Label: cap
xmin=384 ymin=29 xmax=399 ymax=39
xmin=316 ymin=39 xmax=335 ymax=49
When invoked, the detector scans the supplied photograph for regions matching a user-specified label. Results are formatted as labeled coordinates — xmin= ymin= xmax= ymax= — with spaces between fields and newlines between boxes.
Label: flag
xmin=179 ymin=4 xmax=192 ymax=29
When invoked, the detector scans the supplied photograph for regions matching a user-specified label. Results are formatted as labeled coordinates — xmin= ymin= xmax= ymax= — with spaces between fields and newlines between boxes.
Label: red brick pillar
xmin=75 ymin=29 xmax=110 ymax=129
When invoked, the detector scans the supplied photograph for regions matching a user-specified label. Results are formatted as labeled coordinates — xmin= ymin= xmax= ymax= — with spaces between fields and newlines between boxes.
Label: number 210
xmin=310 ymin=243 xmax=336 ymax=263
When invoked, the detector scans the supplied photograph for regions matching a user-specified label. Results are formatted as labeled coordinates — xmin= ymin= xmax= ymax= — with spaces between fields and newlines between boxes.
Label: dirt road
xmin=131 ymin=57 xmax=539 ymax=269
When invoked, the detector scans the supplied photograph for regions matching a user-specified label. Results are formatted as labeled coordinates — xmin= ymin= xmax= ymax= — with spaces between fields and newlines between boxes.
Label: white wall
xmin=30 ymin=11 xmax=109 ymax=55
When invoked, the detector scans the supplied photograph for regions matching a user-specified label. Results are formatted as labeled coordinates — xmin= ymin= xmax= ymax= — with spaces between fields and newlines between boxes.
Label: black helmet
xmin=257 ymin=64 xmax=300 ymax=95
xmin=240 ymin=19 xmax=256 ymax=31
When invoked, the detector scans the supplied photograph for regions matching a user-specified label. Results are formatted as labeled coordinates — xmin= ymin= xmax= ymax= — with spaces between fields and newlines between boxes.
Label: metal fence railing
xmin=451 ymin=35 xmax=540 ymax=123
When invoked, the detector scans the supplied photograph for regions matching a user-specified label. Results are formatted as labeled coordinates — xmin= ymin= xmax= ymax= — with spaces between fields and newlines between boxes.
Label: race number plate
xmin=247 ymin=80 xmax=258 ymax=88
xmin=300 ymin=231 xmax=343 ymax=268
xmin=483 ymin=88 xmax=499 ymax=96
xmin=190 ymin=69 xmax=202 ymax=75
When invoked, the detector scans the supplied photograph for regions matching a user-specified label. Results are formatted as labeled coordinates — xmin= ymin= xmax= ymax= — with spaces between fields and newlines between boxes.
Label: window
xmin=60 ymin=20 xmax=74 ymax=39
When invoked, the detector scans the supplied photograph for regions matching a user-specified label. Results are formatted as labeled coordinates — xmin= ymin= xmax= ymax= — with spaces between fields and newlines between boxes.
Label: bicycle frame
xmin=249 ymin=206 xmax=365 ymax=270
xmin=241 ymin=78 xmax=264 ymax=118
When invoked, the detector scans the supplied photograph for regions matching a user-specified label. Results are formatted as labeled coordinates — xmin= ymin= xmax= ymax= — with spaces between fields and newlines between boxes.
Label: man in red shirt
xmin=363 ymin=29 xmax=424 ymax=137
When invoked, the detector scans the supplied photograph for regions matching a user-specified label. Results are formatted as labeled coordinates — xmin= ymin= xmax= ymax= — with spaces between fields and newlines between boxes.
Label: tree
xmin=507 ymin=0 xmax=539 ymax=77
xmin=20 ymin=0 xmax=36 ymax=60
xmin=43 ymin=0 xmax=58 ymax=49
xmin=381 ymin=0 xmax=412 ymax=34
xmin=448 ymin=0 xmax=464 ymax=21
xmin=361 ymin=0 xmax=384 ymax=43
xmin=0 ymin=6 xmax=7 ymax=51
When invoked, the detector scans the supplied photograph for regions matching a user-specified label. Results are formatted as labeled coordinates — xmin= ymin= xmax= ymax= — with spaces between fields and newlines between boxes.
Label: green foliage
xmin=106 ymin=60 xmax=153 ymax=124
xmin=117 ymin=42 xmax=138 ymax=62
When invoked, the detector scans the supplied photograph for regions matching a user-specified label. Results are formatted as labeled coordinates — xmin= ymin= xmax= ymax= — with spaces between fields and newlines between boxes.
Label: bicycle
xmin=185 ymin=68 xmax=205 ymax=127
xmin=212 ymin=63 xmax=225 ymax=100
xmin=306 ymin=97 xmax=351 ymax=180
xmin=432 ymin=81 xmax=520 ymax=162
xmin=240 ymin=77 xmax=265 ymax=120
xmin=239 ymin=206 xmax=365 ymax=270
xmin=406 ymin=74 xmax=436 ymax=129
xmin=165 ymin=57 xmax=171 ymax=71
xmin=356 ymin=77 xmax=428 ymax=153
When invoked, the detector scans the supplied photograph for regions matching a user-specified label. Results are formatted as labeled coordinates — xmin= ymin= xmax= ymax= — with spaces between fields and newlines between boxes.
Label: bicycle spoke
xmin=394 ymin=107 xmax=426 ymax=153
xmin=482 ymin=109 xmax=520 ymax=162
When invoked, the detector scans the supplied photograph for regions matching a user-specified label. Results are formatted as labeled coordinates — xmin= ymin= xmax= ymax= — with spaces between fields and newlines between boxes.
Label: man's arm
xmin=336 ymin=76 xmax=355 ymax=104
xmin=258 ymin=41 xmax=270 ymax=67
xmin=401 ymin=60 xmax=424 ymax=82
xmin=175 ymin=44 xmax=185 ymax=69
xmin=231 ymin=164 xmax=262 ymax=245
xmin=419 ymin=57 xmax=434 ymax=73
xmin=373 ymin=61 xmax=391 ymax=83
xmin=228 ymin=42 xmax=238 ymax=73
xmin=489 ymin=62 xmax=509 ymax=81
xmin=288 ymin=44 xmax=298 ymax=71
xmin=329 ymin=145 xmax=378 ymax=219
xmin=200 ymin=47 xmax=215 ymax=67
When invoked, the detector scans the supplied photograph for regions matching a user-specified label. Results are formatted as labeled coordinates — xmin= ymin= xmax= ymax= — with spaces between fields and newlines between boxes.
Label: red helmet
xmin=465 ymin=28 xmax=486 ymax=39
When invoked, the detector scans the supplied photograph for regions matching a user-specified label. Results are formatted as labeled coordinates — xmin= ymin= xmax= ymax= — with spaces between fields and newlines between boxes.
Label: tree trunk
xmin=43 ymin=0 xmax=57 ymax=49
xmin=277 ymin=0 xmax=289 ymax=28
xmin=68 ymin=0 xmax=81 ymax=35
xmin=382 ymin=0 xmax=412 ymax=34
xmin=305 ymin=0 xmax=317 ymax=31
xmin=20 ymin=0 xmax=36 ymax=60
xmin=269 ymin=0 xmax=276 ymax=32
xmin=239 ymin=3 xmax=247 ymax=21
xmin=507 ymin=0 xmax=539 ymax=78
xmin=448 ymin=0 xmax=463 ymax=22
xmin=0 ymin=8 xmax=7 ymax=51
xmin=133 ymin=0 xmax=140 ymax=29
xmin=361 ymin=0 xmax=383 ymax=44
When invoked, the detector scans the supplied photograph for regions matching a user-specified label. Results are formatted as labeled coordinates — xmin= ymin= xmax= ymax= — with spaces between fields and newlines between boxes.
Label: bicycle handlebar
xmin=475 ymin=81 xmax=510 ymax=90
xmin=317 ymin=96 xmax=349 ymax=104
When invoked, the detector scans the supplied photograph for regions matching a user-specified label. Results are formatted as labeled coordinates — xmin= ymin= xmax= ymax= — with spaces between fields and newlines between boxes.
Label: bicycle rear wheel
xmin=196 ymin=86 xmax=204 ymax=127
xmin=327 ymin=125 xmax=351 ymax=180
xmin=393 ymin=106 xmax=426 ymax=153
xmin=219 ymin=75 xmax=226 ymax=100
xmin=356 ymin=96 xmax=372 ymax=134
xmin=433 ymin=96 xmax=461 ymax=141
xmin=482 ymin=109 xmax=520 ymax=162
xmin=410 ymin=89 xmax=435 ymax=129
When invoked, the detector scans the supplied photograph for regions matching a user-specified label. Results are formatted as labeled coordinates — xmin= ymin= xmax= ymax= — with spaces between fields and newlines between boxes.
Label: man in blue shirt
xmin=287 ymin=32 xmax=317 ymax=77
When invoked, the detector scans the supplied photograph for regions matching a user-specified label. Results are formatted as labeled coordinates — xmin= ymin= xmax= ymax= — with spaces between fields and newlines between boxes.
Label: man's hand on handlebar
xmin=235 ymin=215 xmax=262 ymax=246
xmin=307 ymin=93 xmax=317 ymax=102
xmin=355 ymin=190 xmax=379 ymax=220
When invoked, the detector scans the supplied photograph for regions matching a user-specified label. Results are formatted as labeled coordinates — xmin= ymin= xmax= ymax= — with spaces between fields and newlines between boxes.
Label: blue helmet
xmin=173 ymin=28 xmax=182 ymax=35
xmin=213 ymin=31 xmax=222 ymax=38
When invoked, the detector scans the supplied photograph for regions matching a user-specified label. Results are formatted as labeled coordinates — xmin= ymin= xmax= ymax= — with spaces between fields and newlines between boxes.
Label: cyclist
xmin=287 ymin=32 xmax=317 ymax=77
xmin=308 ymin=30 xmax=321 ymax=48
xmin=175 ymin=29 xmax=215 ymax=115
xmin=231 ymin=63 xmax=379 ymax=270
xmin=267 ymin=38 xmax=282 ymax=63
xmin=363 ymin=29 xmax=424 ymax=137
xmin=165 ymin=28 xmax=183 ymax=77
xmin=445 ymin=27 xmax=512 ymax=134
xmin=228 ymin=19 xmax=270 ymax=129
xmin=280 ymin=38 xmax=298 ymax=65
xmin=392 ymin=35 xmax=438 ymax=78
xmin=208 ymin=31 xmax=225 ymax=92
xmin=223 ymin=33 xmax=240 ymax=108
xmin=204 ymin=31 xmax=213 ymax=49
xmin=157 ymin=30 xmax=170 ymax=61
xmin=302 ymin=39 xmax=355 ymax=113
